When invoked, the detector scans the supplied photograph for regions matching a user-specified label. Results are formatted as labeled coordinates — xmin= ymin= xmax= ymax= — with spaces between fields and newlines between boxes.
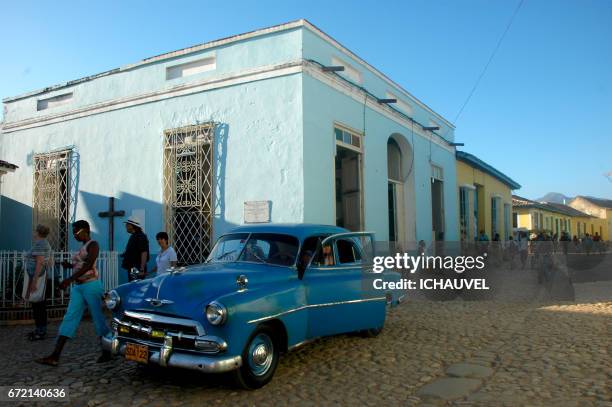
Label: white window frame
xmin=333 ymin=122 xmax=365 ymax=231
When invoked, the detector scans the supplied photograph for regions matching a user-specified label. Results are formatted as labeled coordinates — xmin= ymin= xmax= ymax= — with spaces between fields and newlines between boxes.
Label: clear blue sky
xmin=2 ymin=0 xmax=611 ymax=199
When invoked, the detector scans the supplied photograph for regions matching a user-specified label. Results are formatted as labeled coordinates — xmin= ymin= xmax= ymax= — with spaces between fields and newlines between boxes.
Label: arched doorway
xmin=387 ymin=134 xmax=416 ymax=246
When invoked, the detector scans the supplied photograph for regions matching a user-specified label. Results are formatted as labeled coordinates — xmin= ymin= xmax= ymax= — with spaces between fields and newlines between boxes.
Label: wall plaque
xmin=244 ymin=200 xmax=270 ymax=223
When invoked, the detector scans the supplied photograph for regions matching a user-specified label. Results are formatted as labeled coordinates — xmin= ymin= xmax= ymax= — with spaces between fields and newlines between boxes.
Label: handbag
xmin=22 ymin=271 xmax=47 ymax=303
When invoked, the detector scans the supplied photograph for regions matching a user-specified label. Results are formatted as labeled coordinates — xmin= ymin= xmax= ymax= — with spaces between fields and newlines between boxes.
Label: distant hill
xmin=537 ymin=192 xmax=573 ymax=204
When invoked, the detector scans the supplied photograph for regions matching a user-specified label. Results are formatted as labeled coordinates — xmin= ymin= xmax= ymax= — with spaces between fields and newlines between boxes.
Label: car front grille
xmin=113 ymin=310 xmax=204 ymax=351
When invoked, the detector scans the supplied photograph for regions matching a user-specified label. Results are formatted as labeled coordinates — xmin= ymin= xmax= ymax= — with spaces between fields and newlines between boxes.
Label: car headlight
xmin=205 ymin=301 xmax=227 ymax=326
xmin=105 ymin=290 xmax=120 ymax=310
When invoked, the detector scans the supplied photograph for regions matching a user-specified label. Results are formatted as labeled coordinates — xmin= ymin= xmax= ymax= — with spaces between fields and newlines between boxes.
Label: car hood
xmin=119 ymin=262 xmax=290 ymax=319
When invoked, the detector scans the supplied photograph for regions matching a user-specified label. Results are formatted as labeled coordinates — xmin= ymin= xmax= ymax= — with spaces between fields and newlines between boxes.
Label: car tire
xmin=361 ymin=326 xmax=383 ymax=338
xmin=232 ymin=325 xmax=280 ymax=389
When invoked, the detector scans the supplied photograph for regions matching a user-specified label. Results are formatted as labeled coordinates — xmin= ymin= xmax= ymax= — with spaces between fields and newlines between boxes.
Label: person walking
xmin=150 ymin=232 xmax=178 ymax=274
xmin=120 ymin=216 xmax=149 ymax=281
xmin=593 ymin=232 xmax=603 ymax=254
xmin=506 ymin=235 xmax=518 ymax=269
xmin=572 ymin=235 xmax=580 ymax=252
xmin=518 ymin=232 xmax=529 ymax=270
xmin=35 ymin=220 xmax=111 ymax=366
xmin=24 ymin=224 xmax=52 ymax=340
xmin=560 ymin=231 xmax=570 ymax=256
xmin=583 ymin=233 xmax=593 ymax=255
xmin=477 ymin=230 xmax=490 ymax=257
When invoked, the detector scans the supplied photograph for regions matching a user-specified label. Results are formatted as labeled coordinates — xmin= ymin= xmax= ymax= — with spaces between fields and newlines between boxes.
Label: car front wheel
xmin=232 ymin=325 xmax=279 ymax=389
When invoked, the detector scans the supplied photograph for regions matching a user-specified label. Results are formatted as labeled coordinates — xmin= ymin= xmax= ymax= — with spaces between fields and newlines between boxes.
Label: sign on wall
xmin=244 ymin=200 xmax=271 ymax=223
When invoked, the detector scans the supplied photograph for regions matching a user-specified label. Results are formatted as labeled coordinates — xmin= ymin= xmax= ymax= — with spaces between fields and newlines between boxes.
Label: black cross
xmin=98 ymin=197 xmax=125 ymax=251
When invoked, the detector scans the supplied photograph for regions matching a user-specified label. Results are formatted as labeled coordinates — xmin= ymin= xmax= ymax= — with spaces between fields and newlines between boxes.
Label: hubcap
xmin=247 ymin=333 xmax=274 ymax=376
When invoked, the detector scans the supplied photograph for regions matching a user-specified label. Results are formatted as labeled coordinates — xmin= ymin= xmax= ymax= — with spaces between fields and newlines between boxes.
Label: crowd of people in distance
xmin=459 ymin=228 xmax=609 ymax=271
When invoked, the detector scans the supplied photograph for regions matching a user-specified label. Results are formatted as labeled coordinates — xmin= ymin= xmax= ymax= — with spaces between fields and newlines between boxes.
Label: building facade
xmin=456 ymin=151 xmax=520 ymax=241
xmin=512 ymin=195 xmax=607 ymax=240
xmin=568 ymin=196 xmax=612 ymax=241
xmin=0 ymin=20 xmax=459 ymax=262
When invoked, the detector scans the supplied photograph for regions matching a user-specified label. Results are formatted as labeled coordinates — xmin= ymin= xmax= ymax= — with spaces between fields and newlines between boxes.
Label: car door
xmin=302 ymin=232 xmax=386 ymax=338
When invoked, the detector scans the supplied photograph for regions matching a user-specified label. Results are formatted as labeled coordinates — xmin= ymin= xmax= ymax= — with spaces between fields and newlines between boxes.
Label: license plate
xmin=125 ymin=342 xmax=148 ymax=364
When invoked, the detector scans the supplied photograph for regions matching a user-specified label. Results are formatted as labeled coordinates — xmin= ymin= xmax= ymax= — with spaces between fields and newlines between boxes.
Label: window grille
xmin=32 ymin=149 xmax=74 ymax=251
xmin=163 ymin=123 xmax=215 ymax=265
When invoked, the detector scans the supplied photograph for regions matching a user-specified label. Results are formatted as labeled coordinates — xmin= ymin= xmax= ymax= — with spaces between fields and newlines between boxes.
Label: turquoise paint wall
xmin=302 ymin=74 xmax=459 ymax=242
xmin=301 ymin=27 xmax=458 ymax=242
xmin=5 ymin=28 xmax=303 ymax=123
xmin=1 ymin=22 xmax=458 ymax=255
xmin=1 ymin=73 xmax=304 ymax=252
xmin=2 ymin=27 xmax=305 ymax=252
xmin=301 ymin=28 xmax=455 ymax=143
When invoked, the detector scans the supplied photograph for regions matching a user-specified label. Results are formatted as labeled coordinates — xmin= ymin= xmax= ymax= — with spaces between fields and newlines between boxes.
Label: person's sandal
xmin=27 ymin=332 xmax=46 ymax=341
xmin=35 ymin=356 xmax=59 ymax=367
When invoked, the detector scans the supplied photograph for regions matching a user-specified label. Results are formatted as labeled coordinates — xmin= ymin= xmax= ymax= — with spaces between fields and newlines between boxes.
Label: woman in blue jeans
xmin=36 ymin=220 xmax=111 ymax=366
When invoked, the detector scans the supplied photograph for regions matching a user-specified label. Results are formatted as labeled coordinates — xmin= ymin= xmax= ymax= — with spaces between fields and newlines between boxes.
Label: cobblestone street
xmin=1 ymin=278 xmax=610 ymax=407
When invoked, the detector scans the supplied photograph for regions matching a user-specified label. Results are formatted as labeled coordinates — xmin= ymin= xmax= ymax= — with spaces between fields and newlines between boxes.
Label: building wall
xmin=514 ymin=210 xmax=532 ymax=229
xmin=570 ymin=216 xmax=608 ymax=240
xmin=1 ymin=21 xmax=459 ymax=253
xmin=300 ymin=28 xmax=455 ymax=143
xmin=568 ymin=197 xmax=611 ymax=240
xmin=4 ymin=28 xmax=303 ymax=124
xmin=302 ymin=83 xmax=458 ymax=243
xmin=512 ymin=207 xmax=607 ymax=240
xmin=0 ymin=28 xmax=305 ymax=251
xmin=568 ymin=197 xmax=607 ymax=219
xmin=456 ymin=160 xmax=513 ymax=240
xmin=301 ymin=28 xmax=458 ymax=243
xmin=599 ymin=214 xmax=608 ymax=240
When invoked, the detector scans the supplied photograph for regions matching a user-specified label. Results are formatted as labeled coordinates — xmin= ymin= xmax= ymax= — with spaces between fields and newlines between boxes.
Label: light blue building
xmin=1 ymin=19 xmax=459 ymax=264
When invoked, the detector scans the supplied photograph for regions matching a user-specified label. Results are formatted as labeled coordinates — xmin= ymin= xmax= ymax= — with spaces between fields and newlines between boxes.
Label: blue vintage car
xmin=102 ymin=224 xmax=402 ymax=389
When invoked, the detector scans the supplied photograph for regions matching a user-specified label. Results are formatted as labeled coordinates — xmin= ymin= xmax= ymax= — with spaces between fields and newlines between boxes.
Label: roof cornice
xmin=457 ymin=151 xmax=521 ymax=190
xmin=2 ymin=19 xmax=454 ymax=129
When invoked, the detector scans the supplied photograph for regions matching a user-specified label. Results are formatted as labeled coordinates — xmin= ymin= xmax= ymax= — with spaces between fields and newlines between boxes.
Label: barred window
xmin=32 ymin=149 xmax=74 ymax=251
xmin=163 ymin=123 xmax=215 ymax=265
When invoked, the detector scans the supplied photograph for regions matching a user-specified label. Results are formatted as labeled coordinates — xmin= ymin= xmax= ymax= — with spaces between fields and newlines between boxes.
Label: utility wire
xmin=453 ymin=0 xmax=525 ymax=124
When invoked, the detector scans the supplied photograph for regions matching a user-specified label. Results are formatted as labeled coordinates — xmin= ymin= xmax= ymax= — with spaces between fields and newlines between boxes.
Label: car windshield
xmin=206 ymin=233 xmax=300 ymax=266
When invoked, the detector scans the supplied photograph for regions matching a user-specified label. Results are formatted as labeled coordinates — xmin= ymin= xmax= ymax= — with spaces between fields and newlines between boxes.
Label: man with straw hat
xmin=120 ymin=216 xmax=150 ymax=281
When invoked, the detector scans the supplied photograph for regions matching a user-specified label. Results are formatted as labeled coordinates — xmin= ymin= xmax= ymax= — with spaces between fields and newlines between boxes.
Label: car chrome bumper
xmin=101 ymin=335 xmax=242 ymax=373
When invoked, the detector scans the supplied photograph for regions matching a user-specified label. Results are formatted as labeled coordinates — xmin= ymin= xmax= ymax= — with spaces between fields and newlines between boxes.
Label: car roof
xmin=226 ymin=223 xmax=349 ymax=241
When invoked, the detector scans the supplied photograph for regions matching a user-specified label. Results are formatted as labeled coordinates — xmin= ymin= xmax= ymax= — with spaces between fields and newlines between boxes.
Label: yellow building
xmin=512 ymin=195 xmax=607 ymax=240
xmin=568 ymin=196 xmax=612 ymax=241
xmin=456 ymin=151 xmax=521 ymax=241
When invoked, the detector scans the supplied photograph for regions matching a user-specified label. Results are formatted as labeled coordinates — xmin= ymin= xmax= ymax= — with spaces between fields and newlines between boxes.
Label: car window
xmin=300 ymin=235 xmax=332 ymax=267
xmin=336 ymin=238 xmax=363 ymax=264
xmin=237 ymin=233 xmax=299 ymax=266
xmin=207 ymin=233 xmax=249 ymax=263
